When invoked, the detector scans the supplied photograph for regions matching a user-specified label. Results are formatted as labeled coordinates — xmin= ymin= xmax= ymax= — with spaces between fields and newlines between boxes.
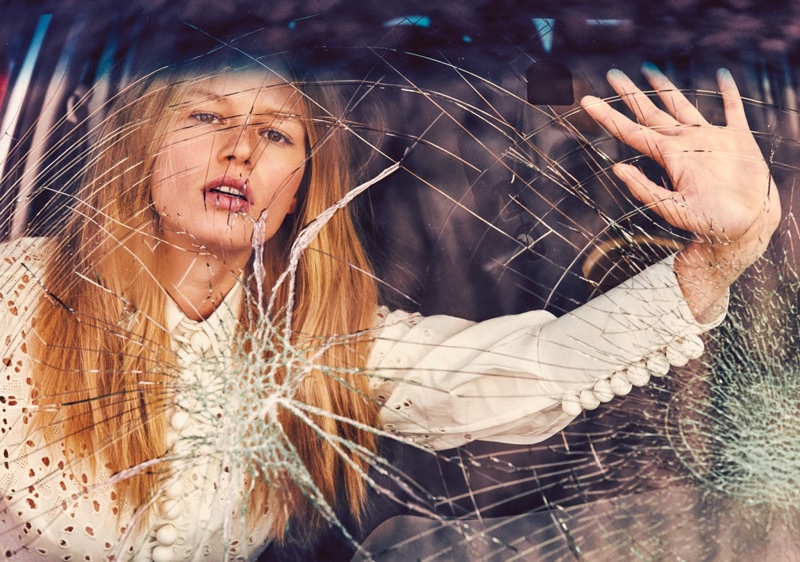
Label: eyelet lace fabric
xmin=0 ymin=239 xmax=269 ymax=561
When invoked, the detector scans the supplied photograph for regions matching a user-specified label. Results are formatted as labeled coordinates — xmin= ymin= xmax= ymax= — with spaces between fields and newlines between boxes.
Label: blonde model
xmin=0 ymin=57 xmax=779 ymax=560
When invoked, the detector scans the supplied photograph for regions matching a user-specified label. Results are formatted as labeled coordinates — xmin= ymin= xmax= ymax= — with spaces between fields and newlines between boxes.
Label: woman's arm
xmin=371 ymin=67 xmax=778 ymax=450
xmin=369 ymin=254 xmax=722 ymax=450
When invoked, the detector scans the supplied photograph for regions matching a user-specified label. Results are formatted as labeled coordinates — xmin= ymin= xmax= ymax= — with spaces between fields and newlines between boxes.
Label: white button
xmin=156 ymin=524 xmax=179 ymax=546
xmin=679 ymin=335 xmax=704 ymax=359
xmin=610 ymin=373 xmax=632 ymax=396
xmin=160 ymin=499 xmax=182 ymax=520
xmin=592 ymin=379 xmax=614 ymax=403
xmin=667 ymin=336 xmax=705 ymax=365
xmin=171 ymin=411 xmax=190 ymax=431
xmin=152 ymin=545 xmax=174 ymax=562
xmin=646 ymin=354 xmax=670 ymax=377
xmin=666 ymin=341 xmax=690 ymax=367
xmin=190 ymin=330 xmax=212 ymax=353
xmin=164 ymin=480 xmax=185 ymax=500
xmin=579 ymin=389 xmax=600 ymax=410
xmin=626 ymin=362 xmax=650 ymax=387
xmin=562 ymin=393 xmax=583 ymax=416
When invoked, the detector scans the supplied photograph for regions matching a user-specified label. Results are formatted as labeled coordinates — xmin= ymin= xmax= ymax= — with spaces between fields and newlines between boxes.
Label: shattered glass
xmin=0 ymin=2 xmax=799 ymax=560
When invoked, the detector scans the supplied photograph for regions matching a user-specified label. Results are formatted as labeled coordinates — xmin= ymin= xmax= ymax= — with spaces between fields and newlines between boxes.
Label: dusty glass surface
xmin=0 ymin=2 xmax=797 ymax=560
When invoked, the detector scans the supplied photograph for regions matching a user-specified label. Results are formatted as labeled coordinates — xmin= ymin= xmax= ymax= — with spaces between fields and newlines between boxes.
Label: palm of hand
xmin=658 ymin=125 xmax=778 ymax=245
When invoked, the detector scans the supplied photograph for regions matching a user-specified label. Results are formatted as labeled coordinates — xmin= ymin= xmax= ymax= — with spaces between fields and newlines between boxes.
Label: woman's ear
xmin=287 ymin=197 xmax=298 ymax=214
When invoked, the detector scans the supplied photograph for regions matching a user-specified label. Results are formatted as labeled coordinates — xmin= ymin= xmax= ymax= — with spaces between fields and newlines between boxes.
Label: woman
xmin=0 ymin=56 xmax=779 ymax=560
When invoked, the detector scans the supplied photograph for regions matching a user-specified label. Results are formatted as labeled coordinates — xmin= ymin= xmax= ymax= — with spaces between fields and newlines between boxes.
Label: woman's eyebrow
xmin=254 ymin=111 xmax=304 ymax=121
xmin=184 ymin=89 xmax=232 ymax=104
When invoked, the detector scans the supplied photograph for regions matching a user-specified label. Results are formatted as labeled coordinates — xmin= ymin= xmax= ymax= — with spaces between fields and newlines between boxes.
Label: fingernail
xmin=641 ymin=62 xmax=661 ymax=75
xmin=717 ymin=67 xmax=732 ymax=81
xmin=607 ymin=68 xmax=625 ymax=80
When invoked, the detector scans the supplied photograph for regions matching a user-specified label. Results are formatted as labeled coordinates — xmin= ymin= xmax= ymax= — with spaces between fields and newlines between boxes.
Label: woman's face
xmin=151 ymin=70 xmax=307 ymax=262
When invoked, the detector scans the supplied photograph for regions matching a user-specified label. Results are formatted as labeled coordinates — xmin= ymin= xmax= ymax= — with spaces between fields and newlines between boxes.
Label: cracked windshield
xmin=0 ymin=2 xmax=797 ymax=561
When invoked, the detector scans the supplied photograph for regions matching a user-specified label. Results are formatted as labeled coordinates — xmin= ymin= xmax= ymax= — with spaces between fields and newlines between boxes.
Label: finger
xmin=717 ymin=68 xmax=749 ymax=130
xmin=605 ymin=69 xmax=679 ymax=130
xmin=641 ymin=63 xmax=710 ymax=127
xmin=613 ymin=163 xmax=691 ymax=229
xmin=581 ymin=95 xmax=664 ymax=158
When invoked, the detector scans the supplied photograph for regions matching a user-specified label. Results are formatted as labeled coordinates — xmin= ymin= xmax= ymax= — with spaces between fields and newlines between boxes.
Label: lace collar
xmin=164 ymin=282 xmax=244 ymax=358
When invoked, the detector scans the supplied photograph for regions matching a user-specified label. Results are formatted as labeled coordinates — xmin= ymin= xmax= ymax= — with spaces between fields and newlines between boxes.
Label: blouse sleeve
xmin=367 ymin=254 xmax=727 ymax=450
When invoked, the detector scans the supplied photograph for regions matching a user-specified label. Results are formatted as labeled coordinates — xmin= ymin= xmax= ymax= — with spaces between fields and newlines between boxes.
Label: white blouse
xmin=0 ymin=237 xmax=724 ymax=560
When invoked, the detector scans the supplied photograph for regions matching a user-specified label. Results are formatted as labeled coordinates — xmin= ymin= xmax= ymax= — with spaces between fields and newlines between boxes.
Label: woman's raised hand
xmin=581 ymin=64 xmax=781 ymax=321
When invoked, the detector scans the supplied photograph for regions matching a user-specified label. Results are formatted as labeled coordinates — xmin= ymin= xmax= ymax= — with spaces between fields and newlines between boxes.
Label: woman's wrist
xmin=673 ymin=244 xmax=730 ymax=323
xmin=673 ymin=236 xmax=758 ymax=323
xmin=674 ymin=190 xmax=779 ymax=323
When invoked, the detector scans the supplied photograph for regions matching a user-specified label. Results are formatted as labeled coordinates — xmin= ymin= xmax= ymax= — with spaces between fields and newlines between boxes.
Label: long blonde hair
xmin=31 ymin=59 xmax=380 ymax=541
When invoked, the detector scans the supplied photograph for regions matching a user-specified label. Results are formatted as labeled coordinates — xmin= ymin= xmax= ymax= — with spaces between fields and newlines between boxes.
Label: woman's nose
xmin=218 ymin=123 xmax=258 ymax=165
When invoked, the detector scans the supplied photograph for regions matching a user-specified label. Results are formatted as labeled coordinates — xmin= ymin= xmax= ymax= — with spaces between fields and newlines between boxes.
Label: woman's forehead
xmin=182 ymin=70 xmax=304 ymax=114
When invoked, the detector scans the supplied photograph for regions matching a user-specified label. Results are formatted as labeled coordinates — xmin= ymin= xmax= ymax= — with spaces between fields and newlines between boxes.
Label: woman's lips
xmin=203 ymin=175 xmax=252 ymax=213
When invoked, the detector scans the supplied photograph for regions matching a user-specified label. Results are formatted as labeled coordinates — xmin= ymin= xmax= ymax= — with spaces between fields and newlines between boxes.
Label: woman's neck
xmin=157 ymin=243 xmax=250 ymax=321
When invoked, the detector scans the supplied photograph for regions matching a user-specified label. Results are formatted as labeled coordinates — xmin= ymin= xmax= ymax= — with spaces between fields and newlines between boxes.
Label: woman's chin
xmin=158 ymin=228 xmax=256 ymax=262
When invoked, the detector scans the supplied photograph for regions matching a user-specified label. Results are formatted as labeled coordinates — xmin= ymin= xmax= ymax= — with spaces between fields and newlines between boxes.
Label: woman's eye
xmin=190 ymin=112 xmax=221 ymax=124
xmin=263 ymin=129 xmax=291 ymax=144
